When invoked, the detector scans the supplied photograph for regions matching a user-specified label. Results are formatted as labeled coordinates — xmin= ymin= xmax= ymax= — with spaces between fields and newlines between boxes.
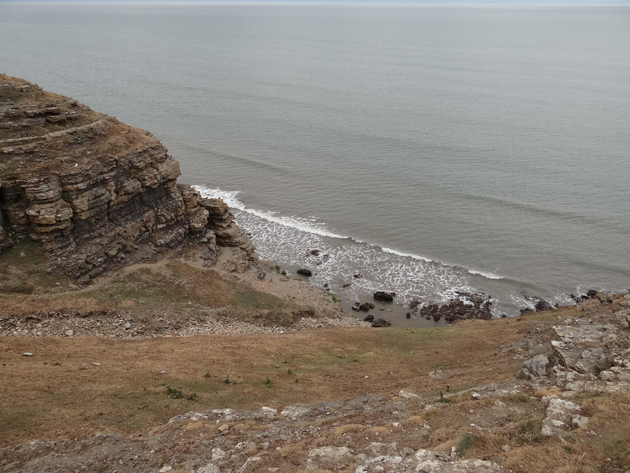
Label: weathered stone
xmin=255 ymin=407 xmax=277 ymax=419
xmin=0 ymin=74 xmax=255 ymax=282
xmin=372 ymin=318 xmax=391 ymax=328
xmin=374 ymin=291 xmax=395 ymax=302
xmin=541 ymin=398 xmax=582 ymax=436
xmin=280 ymin=404 xmax=312 ymax=419
xmin=306 ymin=446 xmax=353 ymax=471
xmin=522 ymin=354 xmax=550 ymax=378
xmin=415 ymin=291 xmax=493 ymax=323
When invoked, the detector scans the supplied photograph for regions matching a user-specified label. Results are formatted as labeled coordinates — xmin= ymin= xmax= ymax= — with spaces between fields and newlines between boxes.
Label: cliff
xmin=0 ymin=74 xmax=255 ymax=283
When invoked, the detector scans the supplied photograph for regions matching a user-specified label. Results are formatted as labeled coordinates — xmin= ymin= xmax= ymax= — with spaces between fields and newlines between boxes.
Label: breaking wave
xmin=193 ymin=185 xmax=512 ymax=314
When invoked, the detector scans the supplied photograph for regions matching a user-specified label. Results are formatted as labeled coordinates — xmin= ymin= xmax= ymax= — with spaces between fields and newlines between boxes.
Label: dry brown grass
xmin=0 ymin=316 xmax=529 ymax=448
xmin=0 ymin=256 xmax=300 ymax=328
xmin=2 ymin=313 xmax=628 ymax=472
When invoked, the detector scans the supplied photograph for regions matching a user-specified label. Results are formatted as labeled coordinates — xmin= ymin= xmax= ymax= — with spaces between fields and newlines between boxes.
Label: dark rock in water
xmin=359 ymin=303 xmax=370 ymax=312
xmin=368 ymin=303 xmax=375 ymax=309
xmin=587 ymin=289 xmax=598 ymax=299
xmin=324 ymin=283 xmax=329 ymax=288
xmin=372 ymin=318 xmax=391 ymax=328
xmin=310 ymin=249 xmax=320 ymax=256
xmin=343 ymin=283 xmax=351 ymax=288
xmin=520 ymin=294 xmax=553 ymax=314
xmin=571 ymin=293 xmax=588 ymax=303
xmin=297 ymin=269 xmax=312 ymax=277
xmin=373 ymin=291 xmax=395 ymax=302
xmin=354 ymin=273 xmax=363 ymax=279
xmin=364 ymin=315 xmax=374 ymax=323
xmin=415 ymin=291 xmax=492 ymax=324
xmin=351 ymin=302 xmax=361 ymax=312
xmin=406 ymin=313 xmax=411 ymax=319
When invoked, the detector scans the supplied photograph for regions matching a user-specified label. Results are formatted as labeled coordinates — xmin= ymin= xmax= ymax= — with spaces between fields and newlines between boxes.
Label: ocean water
xmin=1 ymin=3 xmax=629 ymax=324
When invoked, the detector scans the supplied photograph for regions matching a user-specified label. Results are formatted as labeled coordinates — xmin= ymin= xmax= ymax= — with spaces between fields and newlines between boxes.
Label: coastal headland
xmin=1 ymin=75 xmax=629 ymax=473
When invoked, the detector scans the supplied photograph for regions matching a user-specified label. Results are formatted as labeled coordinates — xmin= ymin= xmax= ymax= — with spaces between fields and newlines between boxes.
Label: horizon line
xmin=2 ymin=0 xmax=629 ymax=4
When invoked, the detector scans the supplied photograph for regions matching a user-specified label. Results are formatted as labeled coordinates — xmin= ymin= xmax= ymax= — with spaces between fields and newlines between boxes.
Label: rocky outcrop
xmin=412 ymin=292 xmax=493 ymax=323
xmin=200 ymin=198 xmax=256 ymax=260
xmin=0 ymin=74 xmax=256 ymax=283
xmin=540 ymin=398 xmax=584 ymax=437
xmin=515 ymin=299 xmax=630 ymax=389
xmin=510 ymin=292 xmax=630 ymax=436
xmin=1 ymin=394 xmax=505 ymax=473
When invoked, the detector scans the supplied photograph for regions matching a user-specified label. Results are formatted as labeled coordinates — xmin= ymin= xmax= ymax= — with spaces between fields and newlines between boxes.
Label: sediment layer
xmin=0 ymin=74 xmax=255 ymax=283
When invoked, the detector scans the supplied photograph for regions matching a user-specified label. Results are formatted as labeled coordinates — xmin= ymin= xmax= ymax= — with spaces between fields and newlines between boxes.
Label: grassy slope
xmin=0 ymin=242 xmax=629 ymax=471
xmin=0 ymin=317 xmax=526 ymax=446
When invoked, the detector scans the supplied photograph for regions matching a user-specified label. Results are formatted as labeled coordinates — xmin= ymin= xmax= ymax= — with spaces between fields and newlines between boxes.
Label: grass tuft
xmin=457 ymin=432 xmax=477 ymax=454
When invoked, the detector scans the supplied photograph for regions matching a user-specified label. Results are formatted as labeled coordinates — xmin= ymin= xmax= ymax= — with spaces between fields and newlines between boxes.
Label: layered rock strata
xmin=0 ymin=74 xmax=255 ymax=283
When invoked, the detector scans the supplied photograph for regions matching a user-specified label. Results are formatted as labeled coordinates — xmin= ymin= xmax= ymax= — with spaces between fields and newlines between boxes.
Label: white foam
xmin=193 ymin=185 xmax=346 ymax=239
xmin=468 ymin=269 xmax=504 ymax=280
xmin=192 ymin=184 xmax=503 ymax=314
xmin=381 ymin=246 xmax=432 ymax=263
xmin=193 ymin=186 xmax=245 ymax=210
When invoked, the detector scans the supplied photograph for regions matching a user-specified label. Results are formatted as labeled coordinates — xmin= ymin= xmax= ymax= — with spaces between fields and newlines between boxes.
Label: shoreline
xmin=195 ymin=185 xmax=618 ymax=324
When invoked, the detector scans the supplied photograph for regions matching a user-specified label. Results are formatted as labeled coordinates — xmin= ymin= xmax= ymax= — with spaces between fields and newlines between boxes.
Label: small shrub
xmin=514 ymin=420 xmax=543 ymax=445
xmin=281 ymin=270 xmax=286 ymax=276
xmin=327 ymin=293 xmax=338 ymax=303
xmin=563 ymin=445 xmax=573 ymax=454
xmin=275 ymin=265 xmax=280 ymax=271
xmin=224 ymin=375 xmax=231 ymax=385
xmin=457 ymin=432 xmax=477 ymax=454
xmin=264 ymin=377 xmax=272 ymax=387
xmin=187 ymin=393 xmax=197 ymax=401
xmin=287 ymin=369 xmax=293 ymax=375
xmin=203 ymin=372 xmax=210 ymax=378
xmin=166 ymin=386 xmax=183 ymax=399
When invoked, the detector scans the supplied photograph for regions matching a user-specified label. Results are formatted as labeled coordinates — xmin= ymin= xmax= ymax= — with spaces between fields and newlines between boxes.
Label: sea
xmin=1 ymin=2 xmax=629 ymax=325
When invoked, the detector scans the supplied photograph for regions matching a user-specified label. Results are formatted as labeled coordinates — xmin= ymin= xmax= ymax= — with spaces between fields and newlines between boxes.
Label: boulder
xmin=522 ymin=354 xmax=550 ymax=378
xmin=372 ymin=318 xmax=391 ymax=328
xmin=297 ymin=269 xmax=312 ymax=277
xmin=374 ymin=291 xmax=395 ymax=302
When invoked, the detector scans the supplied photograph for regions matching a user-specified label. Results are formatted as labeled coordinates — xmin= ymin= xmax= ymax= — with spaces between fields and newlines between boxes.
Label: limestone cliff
xmin=0 ymin=74 xmax=256 ymax=283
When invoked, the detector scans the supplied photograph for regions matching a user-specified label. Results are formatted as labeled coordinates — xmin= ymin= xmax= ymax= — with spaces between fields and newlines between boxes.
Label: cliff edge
xmin=0 ymin=74 xmax=254 ymax=283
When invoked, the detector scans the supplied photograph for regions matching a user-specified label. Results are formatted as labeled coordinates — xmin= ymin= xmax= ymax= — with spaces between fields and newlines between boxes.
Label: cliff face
xmin=0 ymin=74 xmax=255 ymax=283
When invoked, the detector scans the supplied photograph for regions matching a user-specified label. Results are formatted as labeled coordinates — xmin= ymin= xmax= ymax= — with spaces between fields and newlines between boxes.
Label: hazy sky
xmin=2 ymin=0 xmax=630 ymax=4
